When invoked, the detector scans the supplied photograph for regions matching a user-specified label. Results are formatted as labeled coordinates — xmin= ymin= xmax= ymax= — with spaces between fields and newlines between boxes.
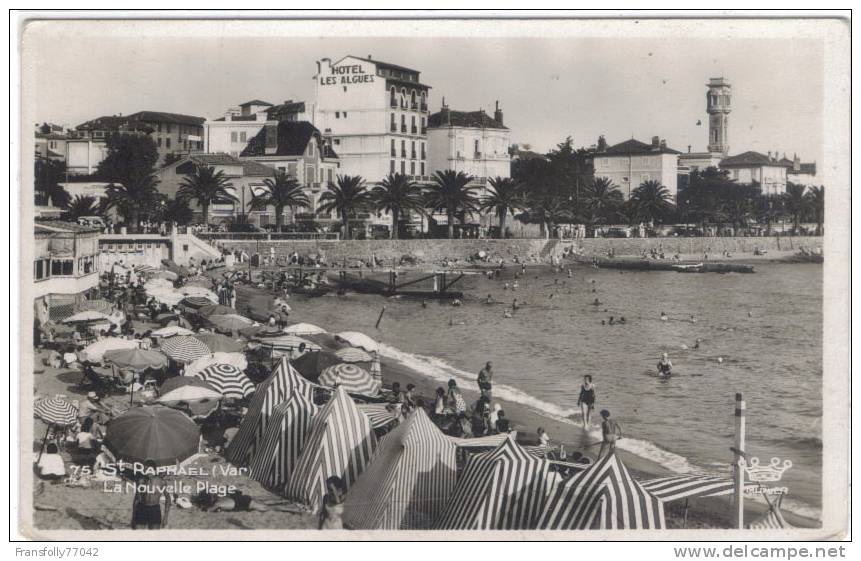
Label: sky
xmin=24 ymin=20 xmax=825 ymax=163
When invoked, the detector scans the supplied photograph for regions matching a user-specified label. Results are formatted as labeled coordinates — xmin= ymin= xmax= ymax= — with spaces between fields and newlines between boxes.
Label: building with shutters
xmin=593 ymin=136 xmax=682 ymax=200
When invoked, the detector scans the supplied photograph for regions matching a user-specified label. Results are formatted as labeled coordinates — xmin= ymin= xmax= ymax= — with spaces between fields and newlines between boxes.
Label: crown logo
xmin=740 ymin=456 xmax=793 ymax=483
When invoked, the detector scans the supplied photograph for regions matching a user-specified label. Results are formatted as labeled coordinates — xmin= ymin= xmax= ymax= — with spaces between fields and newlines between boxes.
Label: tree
xmin=629 ymin=180 xmax=675 ymax=224
xmin=248 ymin=171 xmax=311 ymax=231
xmin=370 ymin=173 xmax=426 ymax=239
xmin=720 ymin=183 xmax=759 ymax=234
xmin=805 ymin=186 xmax=824 ymax=235
xmin=64 ymin=195 xmax=99 ymax=220
xmin=34 ymin=158 xmax=70 ymax=208
xmin=481 ymin=177 xmax=524 ymax=238
xmin=176 ymin=165 xmax=237 ymax=226
xmin=101 ymin=174 xmax=161 ymax=233
xmin=583 ymin=177 xmax=624 ymax=227
xmin=97 ymin=133 xmax=159 ymax=188
xmin=317 ymin=175 xmax=373 ymax=240
xmin=425 ymin=170 xmax=480 ymax=239
xmin=783 ymin=182 xmax=807 ymax=234
xmin=161 ymin=197 xmax=194 ymax=226
xmin=162 ymin=153 xmax=183 ymax=168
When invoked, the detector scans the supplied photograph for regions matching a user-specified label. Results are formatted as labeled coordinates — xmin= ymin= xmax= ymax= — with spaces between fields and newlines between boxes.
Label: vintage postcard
xmin=12 ymin=13 xmax=851 ymax=541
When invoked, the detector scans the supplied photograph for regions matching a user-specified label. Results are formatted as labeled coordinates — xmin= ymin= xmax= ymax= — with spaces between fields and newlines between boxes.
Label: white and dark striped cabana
xmin=284 ymin=386 xmax=377 ymax=512
xmin=195 ymin=363 xmax=255 ymax=399
xmin=538 ymin=452 xmax=665 ymax=530
xmin=225 ymin=357 xmax=314 ymax=467
xmin=640 ymin=474 xmax=734 ymax=502
xmin=356 ymin=403 xmax=401 ymax=430
xmin=343 ymin=409 xmax=458 ymax=530
xmin=248 ymin=390 xmax=319 ymax=492
xmin=435 ymin=436 xmax=551 ymax=530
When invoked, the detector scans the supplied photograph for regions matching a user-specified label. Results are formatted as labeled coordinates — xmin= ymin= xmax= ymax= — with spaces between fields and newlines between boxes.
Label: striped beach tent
xmin=248 ymin=390 xmax=319 ymax=491
xmin=447 ymin=433 xmax=513 ymax=449
xmin=318 ymin=363 xmax=380 ymax=396
xmin=343 ymin=409 xmax=458 ymax=530
xmin=356 ymin=403 xmax=401 ymax=430
xmin=538 ymin=452 xmax=665 ymax=530
xmin=284 ymin=386 xmax=377 ymax=512
xmin=195 ymin=364 xmax=255 ymax=399
xmin=748 ymin=499 xmax=794 ymax=530
xmin=640 ymin=474 xmax=734 ymax=502
xmin=435 ymin=436 xmax=551 ymax=530
xmin=159 ymin=335 xmax=212 ymax=364
xmin=226 ymin=357 xmax=314 ymax=467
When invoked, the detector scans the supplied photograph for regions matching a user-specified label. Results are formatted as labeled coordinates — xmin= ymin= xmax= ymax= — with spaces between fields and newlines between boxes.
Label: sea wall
xmin=211 ymin=235 xmax=822 ymax=265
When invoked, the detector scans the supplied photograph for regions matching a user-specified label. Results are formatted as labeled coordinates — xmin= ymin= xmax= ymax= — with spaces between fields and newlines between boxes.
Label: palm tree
xmin=101 ymin=174 xmax=161 ymax=233
xmin=317 ymin=175 xmax=373 ymax=240
xmin=370 ymin=173 xmax=426 ymax=239
xmin=176 ymin=165 xmax=237 ymax=226
xmin=65 ymin=195 xmax=99 ymax=220
xmin=425 ymin=170 xmax=480 ymax=239
xmin=583 ymin=177 xmax=623 ymax=227
xmin=480 ymin=177 xmax=524 ymax=238
xmin=248 ymin=171 xmax=311 ymax=231
xmin=162 ymin=197 xmax=194 ymax=226
xmin=805 ymin=185 xmax=824 ymax=235
xmin=629 ymin=180 xmax=675 ymax=224
xmin=783 ymin=182 xmax=807 ymax=234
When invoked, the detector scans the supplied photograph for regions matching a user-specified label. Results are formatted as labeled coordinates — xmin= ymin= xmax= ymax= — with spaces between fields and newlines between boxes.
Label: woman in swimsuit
xmin=577 ymin=375 xmax=596 ymax=428
xmin=657 ymin=352 xmax=673 ymax=377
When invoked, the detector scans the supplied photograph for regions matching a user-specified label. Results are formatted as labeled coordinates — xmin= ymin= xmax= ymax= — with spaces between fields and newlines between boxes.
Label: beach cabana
xmin=640 ymin=474 xmax=734 ymax=502
xmin=284 ymin=386 xmax=377 ymax=512
xmin=248 ymin=390 xmax=319 ymax=491
xmin=343 ymin=409 xmax=457 ymax=530
xmin=226 ymin=357 xmax=315 ymax=467
xmin=195 ymin=364 xmax=255 ymax=399
xmin=318 ymin=363 xmax=380 ymax=396
xmin=356 ymin=403 xmax=402 ymax=430
xmin=435 ymin=436 xmax=551 ymax=530
xmin=537 ymin=452 xmax=665 ymax=530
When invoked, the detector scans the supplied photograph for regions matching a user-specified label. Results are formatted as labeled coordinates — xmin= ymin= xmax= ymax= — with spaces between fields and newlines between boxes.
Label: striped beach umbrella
xmin=151 ymin=325 xmax=194 ymax=338
xmin=334 ymin=347 xmax=373 ymax=363
xmin=195 ymin=364 xmax=254 ymax=399
xmin=226 ymin=357 xmax=315 ymax=467
xmin=160 ymin=375 xmax=216 ymax=395
xmin=356 ymin=403 xmax=402 ymax=430
xmin=260 ymin=335 xmax=321 ymax=358
xmin=249 ymin=390 xmax=319 ymax=492
xmin=184 ymin=352 xmax=248 ymax=378
xmin=34 ymin=396 xmax=78 ymax=426
xmin=640 ymin=474 xmax=734 ymax=502
xmin=435 ymin=436 xmax=551 ymax=530
xmin=344 ymin=409 xmax=457 ymax=530
xmin=284 ymin=387 xmax=377 ymax=512
xmin=284 ymin=322 xmax=327 ymax=336
xmin=192 ymin=333 xmax=245 ymax=354
xmin=157 ymin=384 xmax=222 ymax=418
xmin=159 ymin=335 xmax=211 ymax=364
xmin=538 ymin=452 xmax=665 ymax=530
xmin=104 ymin=405 xmax=199 ymax=467
xmin=318 ymin=363 xmax=380 ymax=396
xmin=180 ymin=296 xmax=213 ymax=309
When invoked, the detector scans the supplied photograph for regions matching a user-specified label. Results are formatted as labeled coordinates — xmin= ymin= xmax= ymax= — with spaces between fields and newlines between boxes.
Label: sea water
xmin=289 ymin=262 xmax=823 ymax=520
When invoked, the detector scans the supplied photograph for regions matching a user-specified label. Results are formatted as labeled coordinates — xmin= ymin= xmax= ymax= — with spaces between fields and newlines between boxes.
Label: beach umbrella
xmin=284 ymin=322 xmax=327 ymax=336
xmin=184 ymin=352 xmax=248 ymax=378
xmin=63 ymin=310 xmax=111 ymax=324
xmin=260 ymin=335 xmax=321 ymax=357
xmin=435 ymin=437 xmax=551 ymax=530
xmin=193 ymin=332 xmax=245 ymax=353
xmin=285 ymin=387 xmax=377 ymax=512
xmin=335 ymin=331 xmax=379 ymax=353
xmin=178 ymin=286 xmax=218 ymax=302
xmin=184 ymin=275 xmax=211 ymax=288
xmin=241 ymin=324 xmax=282 ymax=339
xmin=160 ymin=375 xmax=216 ymax=395
xmin=195 ymin=364 xmax=255 ymax=399
xmin=334 ymin=347 xmax=373 ymax=363
xmin=148 ymin=290 xmax=184 ymax=307
xmin=34 ymin=396 xmax=78 ymax=426
xmin=79 ymin=337 xmax=140 ymax=363
xmin=208 ymin=314 xmax=253 ymax=333
xmin=151 ymin=325 xmax=194 ymax=338
xmin=77 ymin=299 xmax=113 ymax=314
xmin=318 ymin=363 xmax=380 ymax=396
xmin=249 ymin=391 xmax=319 ymax=492
xmin=157 ymin=384 xmax=222 ymax=418
xmin=291 ymin=350 xmax=343 ymax=382
xmin=159 ymin=335 xmax=212 ymax=364
xmin=344 ymin=409 xmax=458 ymax=529
xmin=198 ymin=304 xmax=236 ymax=318
xmin=181 ymin=296 xmax=213 ymax=309
xmin=105 ymin=405 xmax=200 ymax=466
xmin=103 ymin=348 xmax=169 ymax=372
xmin=152 ymin=270 xmax=178 ymax=281
xmin=161 ymin=259 xmax=190 ymax=276
xmin=145 ymin=278 xmax=175 ymax=291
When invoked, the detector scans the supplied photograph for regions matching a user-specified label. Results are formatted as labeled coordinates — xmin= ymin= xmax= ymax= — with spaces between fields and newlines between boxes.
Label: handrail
xmin=196 ymin=232 xmax=340 ymax=241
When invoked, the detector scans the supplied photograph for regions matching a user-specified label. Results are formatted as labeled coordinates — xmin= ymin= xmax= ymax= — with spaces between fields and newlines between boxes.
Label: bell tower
xmin=706 ymin=77 xmax=731 ymax=155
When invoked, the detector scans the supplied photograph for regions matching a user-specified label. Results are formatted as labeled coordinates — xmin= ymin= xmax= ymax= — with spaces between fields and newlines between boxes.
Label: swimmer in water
xmin=504 ymin=282 xmax=510 ymax=290
xmin=690 ymin=315 xmax=697 ymax=323
xmin=693 ymin=338 xmax=701 ymax=350
xmin=657 ymin=352 xmax=673 ymax=377
xmin=592 ymin=298 xmax=601 ymax=306
xmin=619 ymin=316 xmax=626 ymax=324
xmin=503 ymin=310 xmax=513 ymax=318
xmin=608 ymin=316 xmax=615 ymax=325
xmin=512 ymin=298 xmax=519 ymax=311
xmin=660 ymin=311 xmax=669 ymax=321
xmin=485 ymin=294 xmax=494 ymax=304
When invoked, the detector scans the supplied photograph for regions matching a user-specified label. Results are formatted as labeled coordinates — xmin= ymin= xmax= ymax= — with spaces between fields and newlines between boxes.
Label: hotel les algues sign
xmin=319 ymin=64 xmax=376 ymax=86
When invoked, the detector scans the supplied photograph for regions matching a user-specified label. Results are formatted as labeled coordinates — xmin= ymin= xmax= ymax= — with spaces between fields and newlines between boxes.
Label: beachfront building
xmin=784 ymin=154 xmax=820 ymax=190
xmin=35 ymin=129 xmax=68 ymax=162
xmin=312 ymin=55 xmax=430 ymax=184
xmin=203 ymin=99 xmax=312 ymax=157
xmin=593 ymin=136 xmax=682 ymax=200
xmin=718 ymin=151 xmax=790 ymax=196
xmin=33 ymin=220 xmax=101 ymax=323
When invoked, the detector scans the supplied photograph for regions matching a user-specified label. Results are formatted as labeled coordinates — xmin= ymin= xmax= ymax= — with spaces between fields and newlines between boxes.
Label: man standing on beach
xmin=599 ymin=410 xmax=622 ymax=459
xmin=131 ymin=460 xmax=172 ymax=530
xmin=478 ymin=361 xmax=493 ymax=399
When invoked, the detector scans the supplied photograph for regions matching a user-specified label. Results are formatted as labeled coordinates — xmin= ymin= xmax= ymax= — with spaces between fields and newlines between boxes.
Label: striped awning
xmin=35 ymin=396 xmax=78 ymax=426
xmin=343 ymin=409 xmax=458 ymax=530
xmin=249 ymin=390 xmax=319 ymax=492
xmin=640 ymin=474 xmax=734 ymax=502
xmin=195 ymin=364 xmax=254 ymax=399
xmin=538 ymin=452 xmax=665 ymax=530
xmin=284 ymin=386 xmax=377 ymax=512
xmin=435 ymin=436 xmax=551 ymax=530
xmin=226 ymin=357 xmax=315 ymax=467
xmin=318 ymin=363 xmax=380 ymax=396
xmin=357 ymin=403 xmax=401 ymax=430
xmin=159 ymin=335 xmax=212 ymax=364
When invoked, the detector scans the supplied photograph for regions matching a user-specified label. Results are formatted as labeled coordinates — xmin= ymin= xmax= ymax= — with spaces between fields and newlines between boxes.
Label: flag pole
xmin=733 ymin=392 xmax=746 ymax=529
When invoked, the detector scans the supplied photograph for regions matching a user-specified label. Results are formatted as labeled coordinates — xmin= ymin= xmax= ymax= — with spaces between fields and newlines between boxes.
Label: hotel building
xmin=593 ymin=136 xmax=682 ymax=200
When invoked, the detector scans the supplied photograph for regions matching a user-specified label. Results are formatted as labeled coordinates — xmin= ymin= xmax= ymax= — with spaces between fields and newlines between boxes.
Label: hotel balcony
xmin=411 ymin=151 xmax=417 ymax=159
xmin=391 ymin=149 xmax=397 ymax=157
xmin=474 ymin=151 xmax=483 ymax=159
xmin=401 ymin=125 xmax=407 ymax=133
xmin=420 ymin=102 xmax=428 ymax=112
xmin=410 ymin=101 xmax=418 ymax=110
xmin=390 ymin=124 xmax=397 ymax=132
xmin=411 ymin=126 xmax=418 ymax=134
xmin=421 ymin=127 xmax=427 ymax=135
xmin=390 ymin=99 xmax=398 ymax=108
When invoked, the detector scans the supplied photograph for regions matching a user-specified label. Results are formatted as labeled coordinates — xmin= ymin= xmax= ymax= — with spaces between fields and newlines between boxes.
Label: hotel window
xmin=308 ymin=141 xmax=315 ymax=157
xmin=411 ymin=141 xmax=416 ymax=159
xmin=390 ymin=160 xmax=395 ymax=174
xmin=420 ymin=162 xmax=425 ymax=176
xmin=34 ymin=259 xmax=49 ymax=280
xmin=306 ymin=165 xmax=315 ymax=185
xmin=411 ymin=116 xmax=416 ymax=134
xmin=166 ymin=138 xmax=171 ymax=148
xmin=231 ymin=132 xmax=238 ymax=142
xmin=400 ymin=161 xmax=406 ymax=175
xmin=288 ymin=163 xmax=298 ymax=176
xmin=390 ymin=113 xmax=396 ymax=131
xmin=640 ymin=174 xmax=651 ymax=183
xmin=391 ymin=139 xmax=396 ymax=157
xmin=421 ymin=141 xmax=426 ymax=159
xmin=400 ymin=114 xmax=406 ymax=132
xmin=157 ymin=138 xmax=162 ymax=147
xmin=390 ymin=87 xmax=397 ymax=106
xmin=327 ymin=168 xmax=333 ymax=183
xmin=239 ymin=132 xmax=247 ymax=142
xmin=335 ymin=111 xmax=340 ymax=119
xmin=400 ymin=140 xmax=406 ymax=158
xmin=50 ymin=259 xmax=74 ymax=277
xmin=410 ymin=161 xmax=416 ymax=175
xmin=343 ymin=112 xmax=347 ymax=118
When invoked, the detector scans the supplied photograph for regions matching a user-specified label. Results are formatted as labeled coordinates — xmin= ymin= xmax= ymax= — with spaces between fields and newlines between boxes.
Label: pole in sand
xmin=733 ymin=392 xmax=746 ymax=529
xmin=375 ymin=306 xmax=386 ymax=329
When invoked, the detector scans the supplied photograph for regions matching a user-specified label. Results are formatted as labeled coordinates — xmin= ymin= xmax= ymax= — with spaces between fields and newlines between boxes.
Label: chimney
xmin=767 ymin=151 xmax=772 ymax=160
xmin=264 ymin=122 xmax=278 ymax=155
xmin=597 ymin=135 xmax=607 ymax=152
xmin=441 ymin=96 xmax=450 ymax=126
xmin=494 ymin=100 xmax=504 ymax=126
xmin=660 ymin=139 xmax=667 ymax=149
xmin=651 ymin=136 xmax=660 ymax=147
xmin=793 ymin=153 xmax=801 ymax=171
xmin=367 ymin=54 xmax=372 ymax=60
xmin=688 ymin=145 xmax=691 ymax=153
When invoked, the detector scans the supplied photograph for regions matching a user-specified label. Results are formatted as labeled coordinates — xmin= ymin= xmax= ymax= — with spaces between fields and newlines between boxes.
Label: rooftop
xmin=76 ymin=111 xmax=204 ymax=131
xmin=168 ymin=153 xmax=276 ymax=178
xmin=344 ymin=55 xmax=420 ymax=75
xmin=720 ymin=151 xmax=792 ymax=168
xmin=241 ymin=121 xmax=338 ymax=159
xmin=427 ymin=109 xmax=507 ymax=130
xmin=601 ymin=138 xmax=681 ymax=156
xmin=239 ymin=99 xmax=273 ymax=107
